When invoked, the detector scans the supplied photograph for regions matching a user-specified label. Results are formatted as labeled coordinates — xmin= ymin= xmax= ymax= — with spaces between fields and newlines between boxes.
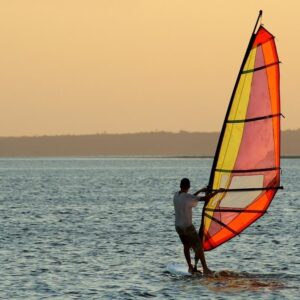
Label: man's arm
xmin=198 ymin=188 xmax=225 ymax=202
xmin=193 ymin=187 xmax=208 ymax=196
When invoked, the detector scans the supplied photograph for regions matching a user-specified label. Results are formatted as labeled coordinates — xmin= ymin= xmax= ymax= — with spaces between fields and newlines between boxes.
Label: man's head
xmin=180 ymin=178 xmax=190 ymax=192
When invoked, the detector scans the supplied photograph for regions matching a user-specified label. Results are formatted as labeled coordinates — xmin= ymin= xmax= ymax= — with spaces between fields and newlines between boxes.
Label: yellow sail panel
xmin=228 ymin=48 xmax=257 ymax=121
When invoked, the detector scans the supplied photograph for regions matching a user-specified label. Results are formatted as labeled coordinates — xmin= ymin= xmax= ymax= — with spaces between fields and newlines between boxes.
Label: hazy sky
xmin=0 ymin=1 xmax=299 ymax=136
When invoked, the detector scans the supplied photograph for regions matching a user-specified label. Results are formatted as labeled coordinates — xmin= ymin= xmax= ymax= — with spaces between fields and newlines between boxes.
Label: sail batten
xmin=200 ymin=17 xmax=281 ymax=251
xmin=227 ymin=113 xmax=281 ymax=123
xmin=215 ymin=167 xmax=280 ymax=173
xmin=241 ymin=61 xmax=280 ymax=74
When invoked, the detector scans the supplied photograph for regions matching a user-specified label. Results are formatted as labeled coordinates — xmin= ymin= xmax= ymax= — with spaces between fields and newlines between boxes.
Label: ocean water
xmin=0 ymin=158 xmax=299 ymax=299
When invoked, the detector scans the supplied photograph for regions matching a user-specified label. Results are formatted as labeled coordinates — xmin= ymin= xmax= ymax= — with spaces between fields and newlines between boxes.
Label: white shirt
xmin=173 ymin=191 xmax=200 ymax=228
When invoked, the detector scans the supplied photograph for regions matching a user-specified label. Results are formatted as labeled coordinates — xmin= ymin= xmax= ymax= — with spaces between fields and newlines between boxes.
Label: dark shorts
xmin=176 ymin=225 xmax=201 ymax=252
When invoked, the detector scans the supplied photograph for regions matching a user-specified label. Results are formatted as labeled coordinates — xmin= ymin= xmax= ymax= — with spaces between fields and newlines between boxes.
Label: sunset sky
xmin=0 ymin=1 xmax=299 ymax=136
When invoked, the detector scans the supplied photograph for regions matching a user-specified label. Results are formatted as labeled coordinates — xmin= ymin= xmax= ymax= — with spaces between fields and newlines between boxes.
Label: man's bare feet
xmin=193 ymin=266 xmax=202 ymax=273
xmin=188 ymin=265 xmax=194 ymax=274
xmin=193 ymin=266 xmax=202 ymax=274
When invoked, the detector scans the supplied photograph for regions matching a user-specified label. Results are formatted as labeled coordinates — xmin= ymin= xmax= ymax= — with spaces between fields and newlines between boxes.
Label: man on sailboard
xmin=173 ymin=178 xmax=219 ymax=274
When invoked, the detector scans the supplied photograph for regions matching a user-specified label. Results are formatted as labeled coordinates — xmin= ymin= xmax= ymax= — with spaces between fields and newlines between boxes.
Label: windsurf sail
xmin=200 ymin=11 xmax=282 ymax=251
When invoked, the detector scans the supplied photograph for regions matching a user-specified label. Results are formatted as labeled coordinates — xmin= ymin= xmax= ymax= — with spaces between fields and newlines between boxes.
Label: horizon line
xmin=0 ymin=128 xmax=299 ymax=139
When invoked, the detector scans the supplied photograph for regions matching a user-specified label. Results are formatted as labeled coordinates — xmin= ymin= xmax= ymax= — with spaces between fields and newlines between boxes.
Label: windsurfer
xmin=173 ymin=178 xmax=219 ymax=275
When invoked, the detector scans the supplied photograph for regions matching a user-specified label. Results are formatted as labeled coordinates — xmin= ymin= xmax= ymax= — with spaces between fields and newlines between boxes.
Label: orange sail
xmin=200 ymin=11 xmax=282 ymax=251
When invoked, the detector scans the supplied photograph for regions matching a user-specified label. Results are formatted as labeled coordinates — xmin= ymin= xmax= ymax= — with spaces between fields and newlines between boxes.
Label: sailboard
xmin=200 ymin=11 xmax=283 ymax=251
xmin=166 ymin=263 xmax=193 ymax=276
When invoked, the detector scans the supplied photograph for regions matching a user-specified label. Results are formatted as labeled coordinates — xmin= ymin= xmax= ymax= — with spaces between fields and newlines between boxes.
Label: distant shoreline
xmin=0 ymin=130 xmax=299 ymax=157
xmin=0 ymin=156 xmax=299 ymax=160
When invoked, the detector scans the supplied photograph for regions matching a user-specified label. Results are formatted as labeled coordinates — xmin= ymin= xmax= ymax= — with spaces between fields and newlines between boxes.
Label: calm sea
xmin=0 ymin=158 xmax=299 ymax=299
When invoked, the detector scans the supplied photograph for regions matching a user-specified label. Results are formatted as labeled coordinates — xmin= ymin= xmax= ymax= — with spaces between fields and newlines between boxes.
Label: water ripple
xmin=0 ymin=158 xmax=299 ymax=299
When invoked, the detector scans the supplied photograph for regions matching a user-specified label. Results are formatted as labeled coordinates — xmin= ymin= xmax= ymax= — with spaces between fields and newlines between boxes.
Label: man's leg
xmin=194 ymin=243 xmax=212 ymax=275
xmin=176 ymin=226 xmax=194 ymax=273
xmin=187 ymin=226 xmax=213 ymax=275
xmin=183 ymin=244 xmax=193 ymax=273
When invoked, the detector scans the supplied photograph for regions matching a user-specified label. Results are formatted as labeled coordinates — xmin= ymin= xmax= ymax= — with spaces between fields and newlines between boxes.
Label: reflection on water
xmin=167 ymin=268 xmax=299 ymax=296
xmin=203 ymin=270 xmax=287 ymax=293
